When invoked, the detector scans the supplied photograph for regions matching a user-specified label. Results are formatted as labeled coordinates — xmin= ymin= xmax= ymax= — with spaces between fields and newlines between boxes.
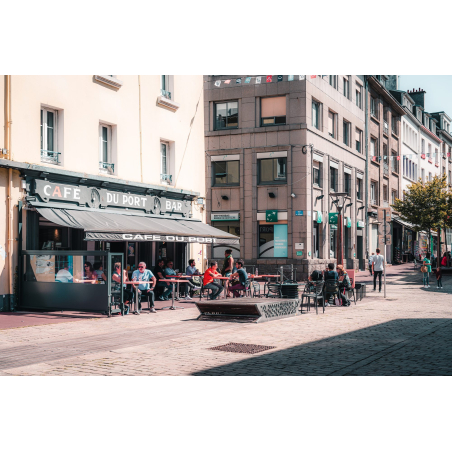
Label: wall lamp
xmin=268 ymin=192 xmax=276 ymax=198
xmin=345 ymin=203 xmax=353 ymax=209
xmin=221 ymin=195 xmax=229 ymax=201
xmin=357 ymin=206 xmax=365 ymax=211
xmin=316 ymin=195 xmax=325 ymax=200
xmin=332 ymin=199 xmax=339 ymax=205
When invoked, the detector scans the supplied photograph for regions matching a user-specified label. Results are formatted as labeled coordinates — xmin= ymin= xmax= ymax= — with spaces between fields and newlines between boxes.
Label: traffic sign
xmin=378 ymin=235 xmax=392 ymax=246
xmin=378 ymin=222 xmax=390 ymax=236
xmin=377 ymin=207 xmax=392 ymax=222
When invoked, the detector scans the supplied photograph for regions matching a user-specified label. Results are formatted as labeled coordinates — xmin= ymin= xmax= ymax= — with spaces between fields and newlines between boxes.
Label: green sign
xmin=317 ymin=211 xmax=323 ymax=224
xmin=330 ymin=224 xmax=338 ymax=230
xmin=296 ymin=251 xmax=303 ymax=257
xmin=266 ymin=210 xmax=278 ymax=222
xmin=357 ymin=220 xmax=364 ymax=228
xmin=329 ymin=213 xmax=338 ymax=225
xmin=346 ymin=217 xmax=352 ymax=228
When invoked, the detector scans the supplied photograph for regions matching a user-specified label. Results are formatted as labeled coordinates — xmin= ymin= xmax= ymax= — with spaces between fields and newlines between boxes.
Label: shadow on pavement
xmin=192 ymin=318 xmax=452 ymax=376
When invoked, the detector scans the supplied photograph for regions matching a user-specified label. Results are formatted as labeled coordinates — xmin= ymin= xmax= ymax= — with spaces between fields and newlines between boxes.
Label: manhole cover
xmin=209 ymin=342 xmax=276 ymax=354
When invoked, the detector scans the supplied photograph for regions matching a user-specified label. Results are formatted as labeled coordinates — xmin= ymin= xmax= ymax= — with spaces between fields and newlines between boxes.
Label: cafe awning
xmin=36 ymin=207 xmax=239 ymax=245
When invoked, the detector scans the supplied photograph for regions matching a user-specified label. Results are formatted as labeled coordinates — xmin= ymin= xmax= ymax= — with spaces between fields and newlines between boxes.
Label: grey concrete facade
xmin=204 ymin=75 xmax=367 ymax=279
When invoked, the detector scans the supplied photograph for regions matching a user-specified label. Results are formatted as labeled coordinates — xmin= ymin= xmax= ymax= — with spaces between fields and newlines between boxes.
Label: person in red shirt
xmin=202 ymin=261 xmax=223 ymax=300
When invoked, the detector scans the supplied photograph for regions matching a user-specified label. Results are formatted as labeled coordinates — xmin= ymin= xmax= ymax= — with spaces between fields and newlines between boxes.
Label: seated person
xmin=336 ymin=264 xmax=351 ymax=306
xmin=153 ymin=259 xmax=171 ymax=301
xmin=307 ymin=269 xmax=323 ymax=292
xmin=323 ymin=263 xmax=339 ymax=306
xmin=55 ymin=266 xmax=73 ymax=283
xmin=74 ymin=262 xmax=97 ymax=284
xmin=202 ymin=261 xmax=223 ymax=300
xmin=180 ymin=259 xmax=200 ymax=300
xmin=112 ymin=262 xmax=133 ymax=313
xmin=163 ymin=261 xmax=178 ymax=300
xmin=228 ymin=259 xmax=248 ymax=298
xmin=132 ymin=262 xmax=157 ymax=312
xmin=93 ymin=262 xmax=107 ymax=284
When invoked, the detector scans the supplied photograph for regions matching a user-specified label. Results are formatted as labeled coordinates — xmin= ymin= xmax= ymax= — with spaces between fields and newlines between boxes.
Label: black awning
xmin=36 ymin=208 xmax=239 ymax=245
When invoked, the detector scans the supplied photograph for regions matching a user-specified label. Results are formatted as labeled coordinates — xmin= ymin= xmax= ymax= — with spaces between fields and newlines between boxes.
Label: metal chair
xmin=301 ymin=281 xmax=325 ymax=314
xmin=266 ymin=283 xmax=282 ymax=298
xmin=324 ymin=280 xmax=339 ymax=307
xmin=199 ymin=285 xmax=215 ymax=300
xmin=345 ymin=278 xmax=356 ymax=305
xmin=252 ymin=281 xmax=264 ymax=298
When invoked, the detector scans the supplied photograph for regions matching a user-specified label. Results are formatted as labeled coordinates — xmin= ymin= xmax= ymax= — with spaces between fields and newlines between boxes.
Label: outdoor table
xmin=159 ymin=279 xmax=187 ymax=310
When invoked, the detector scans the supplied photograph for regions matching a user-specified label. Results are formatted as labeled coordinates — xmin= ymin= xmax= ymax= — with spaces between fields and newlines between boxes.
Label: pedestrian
xmin=441 ymin=252 xmax=448 ymax=267
xmin=202 ymin=260 xmax=224 ymax=300
xmin=372 ymin=248 xmax=384 ymax=293
xmin=422 ymin=253 xmax=432 ymax=288
xmin=434 ymin=266 xmax=443 ymax=289
xmin=368 ymin=253 xmax=375 ymax=275
xmin=132 ymin=262 xmax=157 ymax=312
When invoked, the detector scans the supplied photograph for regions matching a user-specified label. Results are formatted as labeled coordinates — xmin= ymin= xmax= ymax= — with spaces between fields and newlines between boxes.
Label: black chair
xmin=266 ymin=283 xmax=282 ymax=298
xmin=232 ymin=279 xmax=251 ymax=298
xmin=345 ymin=278 xmax=356 ymax=305
xmin=301 ymin=281 xmax=325 ymax=314
xmin=199 ymin=285 xmax=214 ymax=301
xmin=324 ymin=280 xmax=339 ymax=306
xmin=252 ymin=281 xmax=264 ymax=298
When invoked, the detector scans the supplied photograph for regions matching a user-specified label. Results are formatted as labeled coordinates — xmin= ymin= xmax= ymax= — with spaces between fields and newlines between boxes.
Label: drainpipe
xmin=364 ymin=76 xmax=369 ymax=262
xmin=4 ymin=75 xmax=13 ymax=304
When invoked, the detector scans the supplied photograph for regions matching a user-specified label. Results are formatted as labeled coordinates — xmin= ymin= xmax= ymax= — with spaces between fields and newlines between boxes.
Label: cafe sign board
xmin=31 ymin=179 xmax=192 ymax=217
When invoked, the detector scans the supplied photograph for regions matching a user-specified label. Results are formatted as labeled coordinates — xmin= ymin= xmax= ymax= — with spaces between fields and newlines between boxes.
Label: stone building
xmin=204 ymin=75 xmax=366 ymax=279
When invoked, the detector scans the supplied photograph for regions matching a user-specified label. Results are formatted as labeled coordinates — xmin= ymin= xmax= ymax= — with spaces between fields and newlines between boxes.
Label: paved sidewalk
xmin=1 ymin=264 xmax=451 ymax=376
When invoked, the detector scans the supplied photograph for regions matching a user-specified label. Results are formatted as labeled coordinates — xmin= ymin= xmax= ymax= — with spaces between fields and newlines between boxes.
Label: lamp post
xmin=330 ymin=192 xmax=348 ymax=267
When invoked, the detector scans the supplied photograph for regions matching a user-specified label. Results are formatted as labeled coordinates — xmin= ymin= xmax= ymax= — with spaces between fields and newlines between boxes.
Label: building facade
xmin=204 ymin=75 xmax=366 ymax=278
xmin=0 ymin=75 xmax=214 ymax=311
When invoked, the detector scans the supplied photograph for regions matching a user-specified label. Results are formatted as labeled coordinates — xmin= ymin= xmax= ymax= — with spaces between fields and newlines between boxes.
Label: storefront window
xmin=259 ymin=224 xmax=288 ymax=258
xmin=212 ymin=221 xmax=240 ymax=258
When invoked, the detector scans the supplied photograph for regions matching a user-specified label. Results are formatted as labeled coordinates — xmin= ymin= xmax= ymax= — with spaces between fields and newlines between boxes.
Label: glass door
xmin=108 ymin=253 xmax=124 ymax=316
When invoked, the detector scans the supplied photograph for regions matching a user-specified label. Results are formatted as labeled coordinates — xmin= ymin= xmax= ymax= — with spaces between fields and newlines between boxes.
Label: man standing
xmin=132 ymin=262 xmax=157 ymax=312
xmin=372 ymin=248 xmax=384 ymax=292
xmin=203 ymin=261 xmax=223 ymax=300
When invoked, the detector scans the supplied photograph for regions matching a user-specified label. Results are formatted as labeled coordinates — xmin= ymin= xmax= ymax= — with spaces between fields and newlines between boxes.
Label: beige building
xmin=0 ymin=75 xmax=232 ymax=312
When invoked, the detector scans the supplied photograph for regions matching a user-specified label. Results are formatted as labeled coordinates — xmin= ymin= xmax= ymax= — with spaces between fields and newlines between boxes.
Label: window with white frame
xmin=41 ymin=107 xmax=59 ymax=164
xmin=421 ymin=168 xmax=425 ymax=182
xmin=429 ymin=172 xmax=432 ymax=182
xmin=328 ymin=110 xmax=336 ymax=138
xmin=312 ymin=100 xmax=321 ymax=129
xmin=160 ymin=75 xmax=172 ymax=99
xmin=356 ymin=84 xmax=362 ymax=109
xmin=329 ymin=75 xmax=337 ymax=89
xmin=343 ymin=76 xmax=349 ymax=99
xmin=435 ymin=147 xmax=439 ymax=164
xmin=160 ymin=142 xmax=171 ymax=183
xmin=428 ymin=143 xmax=432 ymax=158
xmin=99 ymin=124 xmax=114 ymax=174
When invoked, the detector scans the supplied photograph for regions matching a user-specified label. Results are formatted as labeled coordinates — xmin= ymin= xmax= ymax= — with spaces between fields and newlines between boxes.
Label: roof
xmin=368 ymin=77 xmax=406 ymax=116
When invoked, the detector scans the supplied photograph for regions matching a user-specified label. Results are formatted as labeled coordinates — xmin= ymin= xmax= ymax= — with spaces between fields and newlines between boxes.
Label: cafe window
xmin=212 ymin=160 xmax=240 ymax=186
xmin=313 ymin=161 xmax=322 ymax=187
xmin=258 ymin=157 xmax=287 ymax=184
xmin=261 ymin=96 xmax=286 ymax=126
xmin=259 ymin=224 xmax=288 ymax=258
xmin=330 ymin=166 xmax=338 ymax=192
xmin=215 ymin=101 xmax=238 ymax=130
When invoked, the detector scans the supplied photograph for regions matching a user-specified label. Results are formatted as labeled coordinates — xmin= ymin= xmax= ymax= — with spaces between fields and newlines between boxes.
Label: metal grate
xmin=209 ymin=342 xmax=276 ymax=355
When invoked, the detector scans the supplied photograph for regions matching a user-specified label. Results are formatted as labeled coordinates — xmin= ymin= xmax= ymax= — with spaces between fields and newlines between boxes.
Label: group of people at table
xmin=109 ymin=250 xmax=249 ymax=313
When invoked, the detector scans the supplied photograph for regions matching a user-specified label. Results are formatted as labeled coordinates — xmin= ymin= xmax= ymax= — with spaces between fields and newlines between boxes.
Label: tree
xmin=392 ymin=175 xmax=450 ymax=267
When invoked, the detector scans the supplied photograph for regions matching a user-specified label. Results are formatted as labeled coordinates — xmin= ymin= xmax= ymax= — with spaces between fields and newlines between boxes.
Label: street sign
xmin=377 ymin=222 xmax=390 ymax=236
xmin=295 ymin=210 xmax=303 ymax=216
xmin=378 ymin=235 xmax=392 ymax=246
xmin=377 ymin=207 xmax=392 ymax=222
xmin=296 ymin=251 xmax=303 ymax=257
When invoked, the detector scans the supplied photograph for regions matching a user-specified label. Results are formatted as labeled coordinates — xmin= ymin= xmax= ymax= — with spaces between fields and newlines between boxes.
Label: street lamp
xmin=329 ymin=192 xmax=348 ymax=267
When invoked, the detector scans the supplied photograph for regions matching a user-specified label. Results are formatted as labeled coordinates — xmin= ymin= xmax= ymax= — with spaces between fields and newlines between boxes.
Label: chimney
xmin=409 ymin=88 xmax=426 ymax=108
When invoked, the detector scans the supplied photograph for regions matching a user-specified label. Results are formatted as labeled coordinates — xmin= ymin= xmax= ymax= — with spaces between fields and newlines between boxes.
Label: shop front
xmin=20 ymin=177 xmax=238 ymax=313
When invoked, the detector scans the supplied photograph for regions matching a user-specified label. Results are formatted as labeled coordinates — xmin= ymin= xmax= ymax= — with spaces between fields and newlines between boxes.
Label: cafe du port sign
xmin=32 ymin=179 xmax=192 ymax=217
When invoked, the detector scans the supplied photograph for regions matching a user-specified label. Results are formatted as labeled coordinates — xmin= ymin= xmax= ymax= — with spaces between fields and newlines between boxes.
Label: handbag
xmin=421 ymin=265 xmax=427 ymax=273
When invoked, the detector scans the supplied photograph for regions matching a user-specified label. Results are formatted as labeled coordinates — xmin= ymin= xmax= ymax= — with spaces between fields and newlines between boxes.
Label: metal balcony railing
xmin=99 ymin=162 xmax=115 ymax=174
xmin=160 ymin=89 xmax=171 ymax=99
xmin=161 ymin=173 xmax=173 ymax=183
xmin=41 ymin=149 xmax=60 ymax=164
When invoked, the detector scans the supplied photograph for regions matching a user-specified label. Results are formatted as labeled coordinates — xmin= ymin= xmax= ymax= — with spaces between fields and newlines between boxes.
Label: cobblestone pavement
xmin=1 ymin=263 xmax=451 ymax=376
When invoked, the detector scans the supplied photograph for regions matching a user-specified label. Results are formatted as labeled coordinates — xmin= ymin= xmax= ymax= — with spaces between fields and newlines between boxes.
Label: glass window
xmin=312 ymin=100 xmax=320 ymax=129
xmin=355 ymin=128 xmax=362 ymax=153
xmin=212 ymin=160 xmax=240 ymax=186
xmin=356 ymin=85 xmax=362 ymax=109
xmin=383 ymin=184 xmax=388 ymax=201
xmin=161 ymin=142 xmax=168 ymax=175
xmin=371 ymin=181 xmax=378 ymax=204
xmin=392 ymin=190 xmax=397 ymax=204
xmin=313 ymin=161 xmax=322 ymax=187
xmin=357 ymin=178 xmax=362 ymax=200
xmin=421 ymin=168 xmax=425 ymax=182
xmin=101 ymin=126 xmax=108 ymax=162
xmin=41 ymin=108 xmax=59 ymax=164
xmin=212 ymin=221 xmax=240 ymax=259
xmin=328 ymin=111 xmax=335 ymax=138
xmin=330 ymin=166 xmax=338 ymax=191
xmin=370 ymin=138 xmax=378 ymax=157
xmin=261 ymin=97 xmax=286 ymax=126
xmin=391 ymin=151 xmax=398 ymax=172
xmin=259 ymin=224 xmax=288 ymax=258
xmin=258 ymin=158 xmax=287 ymax=184
xmin=330 ymin=228 xmax=337 ymax=258
xmin=329 ymin=75 xmax=337 ymax=88
xmin=215 ymin=101 xmax=238 ymax=130
xmin=343 ymin=120 xmax=349 ymax=146
xmin=371 ymin=97 xmax=377 ymax=117
xmin=99 ymin=124 xmax=113 ymax=174
xmin=344 ymin=172 xmax=351 ymax=195
xmin=343 ymin=76 xmax=349 ymax=98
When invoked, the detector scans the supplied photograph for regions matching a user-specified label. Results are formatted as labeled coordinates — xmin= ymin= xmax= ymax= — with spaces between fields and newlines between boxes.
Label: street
xmin=1 ymin=264 xmax=451 ymax=376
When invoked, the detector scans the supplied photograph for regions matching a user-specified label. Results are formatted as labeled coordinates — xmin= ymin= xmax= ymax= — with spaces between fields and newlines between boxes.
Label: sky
xmin=399 ymin=76 xmax=452 ymax=116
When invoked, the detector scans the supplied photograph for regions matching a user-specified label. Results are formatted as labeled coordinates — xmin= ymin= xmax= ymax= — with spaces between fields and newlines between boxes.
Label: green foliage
xmin=391 ymin=174 xmax=450 ymax=232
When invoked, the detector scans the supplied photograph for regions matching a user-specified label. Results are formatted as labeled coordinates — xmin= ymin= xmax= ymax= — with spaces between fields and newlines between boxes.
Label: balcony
xmin=99 ymin=161 xmax=115 ymax=175
xmin=41 ymin=149 xmax=60 ymax=165
xmin=161 ymin=173 xmax=173 ymax=184
xmin=383 ymin=121 xmax=389 ymax=135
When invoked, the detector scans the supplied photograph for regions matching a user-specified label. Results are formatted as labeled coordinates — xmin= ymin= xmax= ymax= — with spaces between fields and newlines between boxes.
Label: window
xmin=417 ymin=109 xmax=422 ymax=121
xmin=343 ymin=120 xmax=350 ymax=146
xmin=328 ymin=110 xmax=336 ymax=138
xmin=261 ymin=96 xmax=286 ymax=126
xmin=435 ymin=148 xmax=439 ymax=164
xmin=258 ymin=158 xmax=287 ymax=184
xmin=212 ymin=160 xmax=240 ymax=186
xmin=259 ymin=224 xmax=288 ymax=258
xmin=429 ymin=172 xmax=432 ymax=182
xmin=370 ymin=137 xmax=378 ymax=157
xmin=215 ymin=101 xmax=238 ymax=130
xmin=391 ymin=190 xmax=397 ymax=205
xmin=356 ymin=84 xmax=362 ymax=109
xmin=425 ymin=116 xmax=429 ymax=128
xmin=371 ymin=181 xmax=378 ymax=204
xmin=312 ymin=100 xmax=320 ymax=129
xmin=428 ymin=143 xmax=432 ymax=159
xmin=355 ymin=128 xmax=362 ymax=153
xmin=41 ymin=108 xmax=59 ymax=164
xmin=344 ymin=171 xmax=351 ymax=195
xmin=343 ymin=76 xmax=349 ymax=99
xmin=160 ymin=142 xmax=170 ymax=182
xmin=212 ymin=222 xmax=240 ymax=259
xmin=392 ymin=115 xmax=397 ymax=134
xmin=330 ymin=166 xmax=338 ymax=192
xmin=449 ymin=170 xmax=451 ymax=184
xmin=383 ymin=184 xmax=388 ymax=202
xmin=313 ymin=161 xmax=322 ymax=187
xmin=329 ymin=75 xmax=337 ymax=89
xmin=371 ymin=97 xmax=378 ymax=118
xmin=160 ymin=75 xmax=171 ymax=98
xmin=391 ymin=151 xmax=398 ymax=172
xmin=357 ymin=177 xmax=362 ymax=200
xmin=99 ymin=124 xmax=114 ymax=174
xmin=421 ymin=139 xmax=425 ymax=154
xmin=421 ymin=168 xmax=425 ymax=182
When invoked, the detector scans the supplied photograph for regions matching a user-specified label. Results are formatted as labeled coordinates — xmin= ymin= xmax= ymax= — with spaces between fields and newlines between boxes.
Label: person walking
xmin=434 ymin=266 xmax=443 ymax=289
xmin=422 ymin=253 xmax=432 ymax=288
xmin=372 ymin=248 xmax=384 ymax=293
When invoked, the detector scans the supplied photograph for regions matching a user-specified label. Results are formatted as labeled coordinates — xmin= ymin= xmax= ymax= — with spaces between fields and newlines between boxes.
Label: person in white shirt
xmin=55 ymin=266 xmax=73 ymax=283
xmin=372 ymin=248 xmax=385 ymax=292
